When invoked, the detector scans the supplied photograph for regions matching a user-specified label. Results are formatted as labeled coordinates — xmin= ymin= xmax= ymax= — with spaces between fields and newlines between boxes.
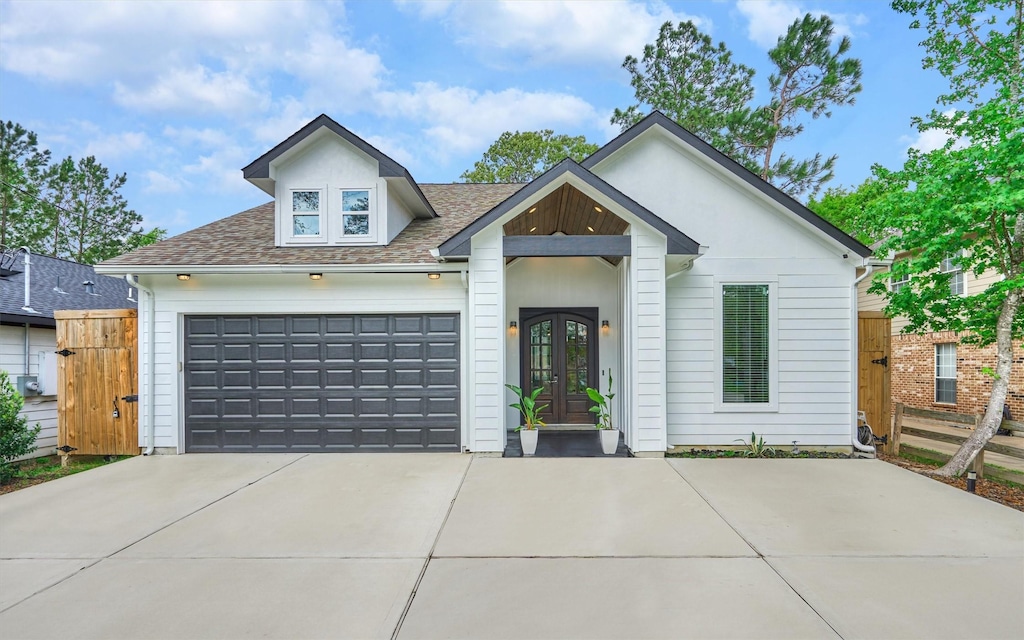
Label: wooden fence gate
xmin=56 ymin=309 xmax=139 ymax=458
xmin=858 ymin=311 xmax=891 ymax=448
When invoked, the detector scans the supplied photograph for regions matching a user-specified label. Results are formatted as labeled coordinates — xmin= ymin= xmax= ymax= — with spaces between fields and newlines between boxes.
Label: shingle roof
xmin=98 ymin=183 xmax=525 ymax=268
xmin=0 ymin=253 xmax=136 ymax=326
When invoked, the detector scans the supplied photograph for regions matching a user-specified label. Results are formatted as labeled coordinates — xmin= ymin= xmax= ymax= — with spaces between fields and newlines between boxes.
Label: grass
xmin=897 ymin=449 xmax=1024 ymax=490
xmin=0 ymin=455 xmax=130 ymax=494
xmin=668 ymin=448 xmax=853 ymax=459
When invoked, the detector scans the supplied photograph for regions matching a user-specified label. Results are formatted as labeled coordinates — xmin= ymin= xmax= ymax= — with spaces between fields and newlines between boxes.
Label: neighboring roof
xmin=438 ymin=159 xmax=701 ymax=258
xmin=242 ymin=114 xmax=436 ymax=218
xmin=97 ymin=184 xmax=524 ymax=269
xmin=0 ymin=252 xmax=136 ymax=328
xmin=582 ymin=111 xmax=873 ymax=258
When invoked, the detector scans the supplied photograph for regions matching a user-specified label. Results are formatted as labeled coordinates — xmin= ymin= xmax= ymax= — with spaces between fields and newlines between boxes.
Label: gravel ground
xmin=878 ymin=452 xmax=1024 ymax=512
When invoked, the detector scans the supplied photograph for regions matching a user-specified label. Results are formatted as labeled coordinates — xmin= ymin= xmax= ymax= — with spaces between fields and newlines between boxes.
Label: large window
xmin=291 ymin=190 xmax=321 ymax=237
xmin=940 ymin=252 xmax=964 ymax=296
xmin=341 ymin=189 xmax=371 ymax=237
xmin=935 ymin=343 xmax=957 ymax=404
xmin=721 ymin=284 xmax=771 ymax=404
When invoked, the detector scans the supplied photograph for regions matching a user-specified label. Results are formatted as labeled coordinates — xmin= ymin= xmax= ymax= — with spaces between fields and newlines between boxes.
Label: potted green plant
xmin=506 ymin=383 xmax=547 ymax=456
xmin=586 ymin=370 xmax=618 ymax=455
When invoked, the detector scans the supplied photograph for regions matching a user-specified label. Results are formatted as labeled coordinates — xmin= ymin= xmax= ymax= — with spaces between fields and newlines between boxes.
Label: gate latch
xmin=56 ymin=349 xmax=75 ymax=357
xmin=56 ymin=445 xmax=77 ymax=454
xmin=121 ymin=394 xmax=139 ymax=403
xmin=870 ymin=355 xmax=888 ymax=368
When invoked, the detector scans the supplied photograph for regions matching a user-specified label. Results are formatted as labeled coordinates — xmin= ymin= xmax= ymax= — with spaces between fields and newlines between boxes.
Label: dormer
xmin=242 ymin=115 xmax=436 ymax=247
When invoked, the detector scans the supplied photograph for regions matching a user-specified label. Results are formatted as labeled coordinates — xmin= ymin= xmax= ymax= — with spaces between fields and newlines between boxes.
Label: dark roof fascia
xmin=582 ymin=111 xmax=873 ymax=258
xmin=1 ymin=313 xmax=55 ymax=328
xmin=241 ymin=114 xmax=436 ymax=218
xmin=437 ymin=159 xmax=700 ymax=257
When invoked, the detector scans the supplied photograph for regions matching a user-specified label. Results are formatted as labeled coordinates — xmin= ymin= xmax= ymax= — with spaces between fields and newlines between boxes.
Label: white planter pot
xmin=599 ymin=429 xmax=619 ymax=455
xmin=520 ymin=429 xmax=539 ymax=456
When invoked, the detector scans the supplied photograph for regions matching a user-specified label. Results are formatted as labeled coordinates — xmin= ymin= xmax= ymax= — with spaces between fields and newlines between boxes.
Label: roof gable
xmin=242 ymin=114 xmax=436 ymax=218
xmin=583 ymin=111 xmax=872 ymax=258
xmin=437 ymin=159 xmax=700 ymax=258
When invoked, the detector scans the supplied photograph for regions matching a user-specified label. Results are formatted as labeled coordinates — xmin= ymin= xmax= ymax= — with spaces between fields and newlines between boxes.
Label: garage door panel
xmin=184 ymin=314 xmax=460 ymax=452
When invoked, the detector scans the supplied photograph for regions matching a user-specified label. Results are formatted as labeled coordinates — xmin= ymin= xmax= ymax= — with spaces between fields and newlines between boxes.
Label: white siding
xmin=0 ymin=325 xmax=58 ymax=458
xmin=386 ymin=185 xmax=414 ymax=244
xmin=504 ymin=257 xmax=622 ymax=430
xmin=594 ymin=129 xmax=856 ymax=448
xmin=468 ymin=227 xmax=505 ymax=452
xmin=138 ymin=272 xmax=469 ymax=452
xmin=630 ymin=226 xmax=667 ymax=451
xmin=273 ymin=133 xmax=390 ymax=246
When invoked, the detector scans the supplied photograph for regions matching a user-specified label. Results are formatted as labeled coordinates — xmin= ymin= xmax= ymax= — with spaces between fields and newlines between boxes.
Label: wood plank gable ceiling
xmin=502 ymin=184 xmax=629 ymax=237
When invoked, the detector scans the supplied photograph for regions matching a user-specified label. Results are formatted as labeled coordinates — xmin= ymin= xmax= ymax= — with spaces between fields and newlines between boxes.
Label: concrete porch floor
xmin=1 ymin=454 xmax=1021 ymax=639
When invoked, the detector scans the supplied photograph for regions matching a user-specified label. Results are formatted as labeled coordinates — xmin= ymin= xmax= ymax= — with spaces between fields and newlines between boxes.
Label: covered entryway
xmin=519 ymin=308 xmax=598 ymax=425
xmin=183 ymin=313 xmax=460 ymax=452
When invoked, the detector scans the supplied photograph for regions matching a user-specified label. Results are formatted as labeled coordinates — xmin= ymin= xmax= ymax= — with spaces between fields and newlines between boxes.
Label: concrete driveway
xmin=1 ymin=455 xmax=1021 ymax=640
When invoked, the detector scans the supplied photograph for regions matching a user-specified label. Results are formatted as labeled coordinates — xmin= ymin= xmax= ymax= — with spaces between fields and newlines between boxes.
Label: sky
xmin=0 ymin=0 xmax=954 ymax=238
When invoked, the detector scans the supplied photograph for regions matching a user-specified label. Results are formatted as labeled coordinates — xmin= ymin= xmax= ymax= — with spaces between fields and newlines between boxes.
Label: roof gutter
xmin=126 ymin=274 xmax=157 ymax=456
xmin=851 ymin=262 xmax=879 ymax=455
xmin=94 ymin=263 xmax=459 ymax=276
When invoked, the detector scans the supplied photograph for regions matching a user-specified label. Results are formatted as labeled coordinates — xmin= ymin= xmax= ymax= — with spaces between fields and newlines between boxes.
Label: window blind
xmin=935 ymin=343 xmax=957 ymax=404
xmin=722 ymin=284 xmax=770 ymax=403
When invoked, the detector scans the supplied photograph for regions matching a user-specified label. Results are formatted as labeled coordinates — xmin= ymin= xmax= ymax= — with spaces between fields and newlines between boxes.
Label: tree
xmin=611 ymin=21 xmax=756 ymax=152
xmin=0 ymin=121 xmax=163 ymax=263
xmin=614 ymin=15 xmax=862 ymax=198
xmin=461 ymin=130 xmax=599 ymax=183
xmin=865 ymin=0 xmax=1023 ymax=476
xmin=807 ymin=179 xmax=887 ymax=244
xmin=0 ymin=121 xmax=50 ymax=249
xmin=0 ymin=371 xmax=40 ymax=484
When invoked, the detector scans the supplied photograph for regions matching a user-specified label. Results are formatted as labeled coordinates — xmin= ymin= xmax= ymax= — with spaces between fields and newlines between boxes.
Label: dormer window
xmin=339 ymin=188 xmax=374 ymax=240
xmin=291 ymin=190 xmax=322 ymax=237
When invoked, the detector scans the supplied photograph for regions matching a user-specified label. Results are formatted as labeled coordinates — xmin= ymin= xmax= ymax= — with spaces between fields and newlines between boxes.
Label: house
xmin=94 ymin=112 xmax=872 ymax=456
xmin=857 ymin=258 xmax=1022 ymax=419
xmin=0 ymin=250 xmax=137 ymax=457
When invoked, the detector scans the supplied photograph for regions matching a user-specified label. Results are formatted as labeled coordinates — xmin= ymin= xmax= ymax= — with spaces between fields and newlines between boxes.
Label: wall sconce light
xmin=509 ymin=320 xmax=518 ymax=336
xmin=176 ymin=274 xmax=191 ymax=281
xmin=427 ymin=273 xmax=441 ymax=280
xmin=309 ymin=273 xmax=323 ymax=280
xmin=601 ymin=320 xmax=610 ymax=334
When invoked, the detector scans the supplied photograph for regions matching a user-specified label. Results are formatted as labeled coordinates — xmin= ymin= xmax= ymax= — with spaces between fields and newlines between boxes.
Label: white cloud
xmin=735 ymin=0 xmax=868 ymax=49
xmin=363 ymin=135 xmax=417 ymax=170
xmin=376 ymin=82 xmax=600 ymax=157
xmin=114 ymin=66 xmax=269 ymax=114
xmin=409 ymin=0 xmax=707 ymax=67
xmin=82 ymin=131 xmax=150 ymax=159
xmin=901 ymin=110 xmax=966 ymax=154
xmin=182 ymin=145 xmax=254 ymax=194
xmin=142 ymin=170 xmax=185 ymax=195
xmin=0 ymin=1 xmax=383 ymax=116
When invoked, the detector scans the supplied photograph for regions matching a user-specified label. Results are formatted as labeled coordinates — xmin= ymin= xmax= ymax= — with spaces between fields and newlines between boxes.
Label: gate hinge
xmin=56 ymin=349 xmax=75 ymax=357
xmin=121 ymin=394 xmax=139 ymax=403
xmin=870 ymin=355 xmax=888 ymax=368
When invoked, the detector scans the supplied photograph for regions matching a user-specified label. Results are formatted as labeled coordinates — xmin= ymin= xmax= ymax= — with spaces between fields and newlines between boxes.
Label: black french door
xmin=519 ymin=309 xmax=598 ymax=425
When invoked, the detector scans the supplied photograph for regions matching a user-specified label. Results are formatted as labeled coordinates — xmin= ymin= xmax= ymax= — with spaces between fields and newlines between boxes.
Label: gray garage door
xmin=184 ymin=314 xmax=460 ymax=452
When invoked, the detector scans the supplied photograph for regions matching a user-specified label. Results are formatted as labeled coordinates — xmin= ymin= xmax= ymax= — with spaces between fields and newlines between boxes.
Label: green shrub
xmin=1 ymin=371 xmax=41 ymax=483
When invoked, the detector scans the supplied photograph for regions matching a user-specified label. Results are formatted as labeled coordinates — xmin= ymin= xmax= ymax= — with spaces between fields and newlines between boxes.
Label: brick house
xmin=857 ymin=262 xmax=1023 ymax=420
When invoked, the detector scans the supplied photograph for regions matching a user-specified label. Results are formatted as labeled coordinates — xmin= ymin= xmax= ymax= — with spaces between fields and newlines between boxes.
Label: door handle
xmin=552 ymin=375 xmax=558 ymax=383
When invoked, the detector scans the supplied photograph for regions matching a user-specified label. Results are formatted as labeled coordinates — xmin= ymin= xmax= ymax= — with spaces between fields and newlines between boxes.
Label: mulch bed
xmin=877 ymin=452 xmax=1024 ymax=512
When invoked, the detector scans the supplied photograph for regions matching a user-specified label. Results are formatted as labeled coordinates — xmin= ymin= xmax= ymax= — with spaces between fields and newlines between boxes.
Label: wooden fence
xmin=890 ymin=403 xmax=1024 ymax=481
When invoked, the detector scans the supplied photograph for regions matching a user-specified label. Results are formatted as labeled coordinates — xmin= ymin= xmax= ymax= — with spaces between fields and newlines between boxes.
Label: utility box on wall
xmin=16 ymin=375 xmax=40 ymax=396
xmin=38 ymin=350 xmax=58 ymax=396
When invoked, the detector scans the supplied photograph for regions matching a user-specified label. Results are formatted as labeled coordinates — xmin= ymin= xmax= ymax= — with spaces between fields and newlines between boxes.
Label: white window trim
xmin=935 ymin=342 xmax=957 ymax=405
xmin=939 ymin=253 xmax=966 ymax=297
xmin=889 ymin=272 xmax=910 ymax=293
xmin=713 ymin=277 xmax=779 ymax=412
xmin=287 ymin=187 xmax=326 ymax=244
xmin=335 ymin=187 xmax=377 ymax=244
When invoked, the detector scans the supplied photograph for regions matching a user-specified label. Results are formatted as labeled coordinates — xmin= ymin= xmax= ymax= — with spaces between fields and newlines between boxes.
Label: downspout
xmin=126 ymin=274 xmax=157 ymax=455
xmin=851 ymin=264 xmax=876 ymax=454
